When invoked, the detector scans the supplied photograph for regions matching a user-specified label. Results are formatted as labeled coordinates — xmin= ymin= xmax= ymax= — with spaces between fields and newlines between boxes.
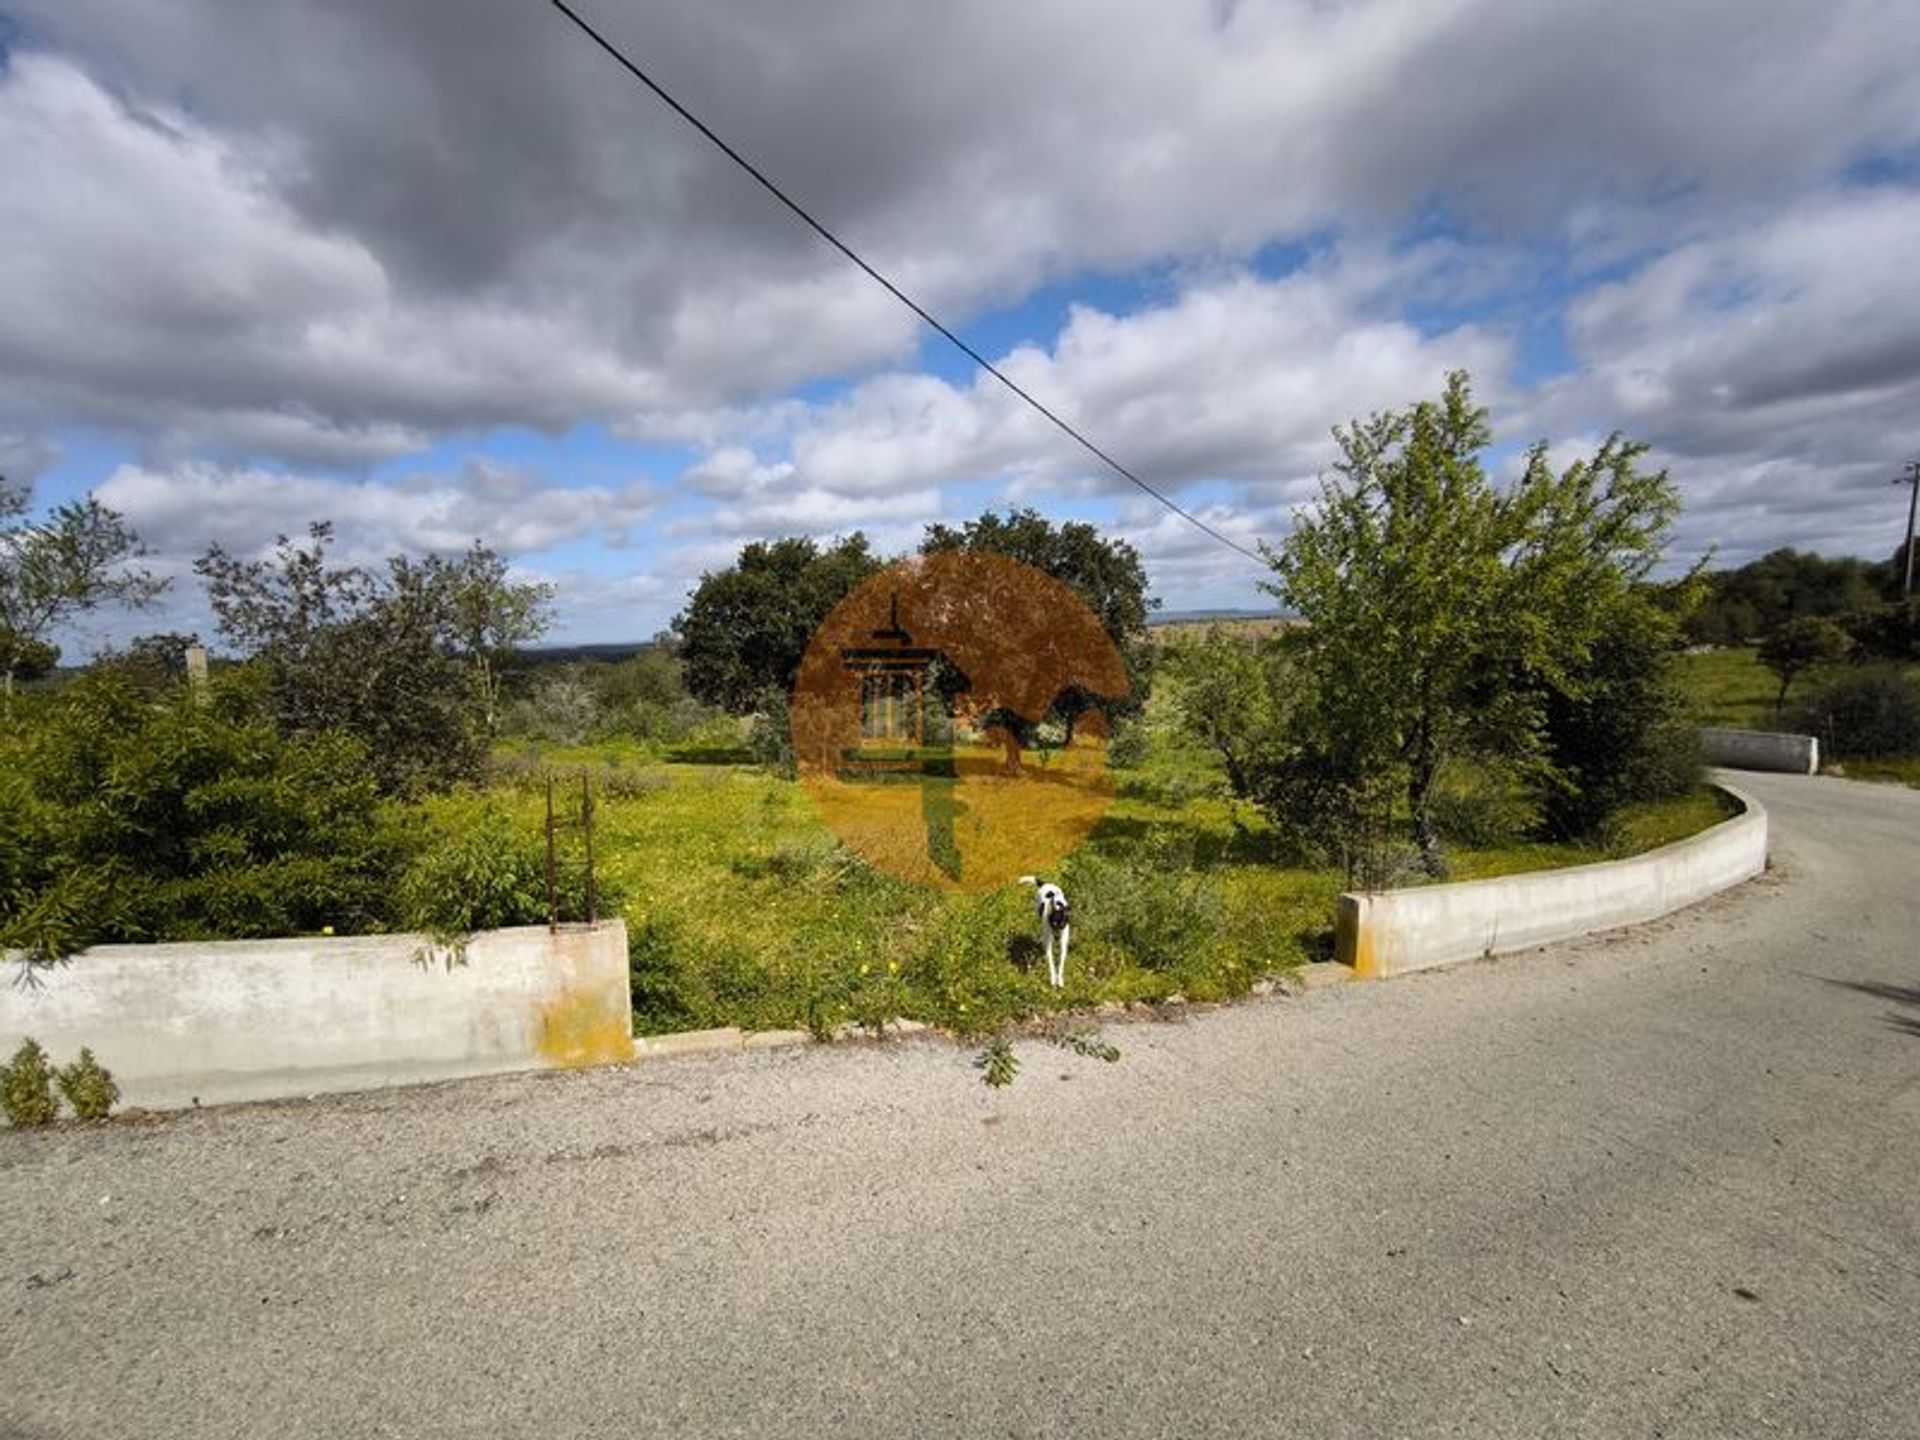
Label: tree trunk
xmin=1408 ymin=742 xmax=1447 ymax=880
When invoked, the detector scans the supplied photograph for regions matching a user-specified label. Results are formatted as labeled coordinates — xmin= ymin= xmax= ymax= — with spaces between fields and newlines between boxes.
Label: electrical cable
xmin=547 ymin=0 xmax=1269 ymax=564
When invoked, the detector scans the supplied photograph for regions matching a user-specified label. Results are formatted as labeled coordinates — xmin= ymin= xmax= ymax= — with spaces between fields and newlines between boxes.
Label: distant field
xmin=1149 ymin=614 xmax=1298 ymax=644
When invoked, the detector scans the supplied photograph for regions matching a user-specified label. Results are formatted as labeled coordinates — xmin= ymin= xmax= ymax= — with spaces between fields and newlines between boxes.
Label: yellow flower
xmin=321 ymin=925 xmax=335 ymax=936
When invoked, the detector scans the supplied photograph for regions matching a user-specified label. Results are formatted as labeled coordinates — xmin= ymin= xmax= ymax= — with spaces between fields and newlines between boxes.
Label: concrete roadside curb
xmin=1335 ymin=781 xmax=1767 ymax=981
xmin=631 ymin=1027 xmax=742 ymax=1060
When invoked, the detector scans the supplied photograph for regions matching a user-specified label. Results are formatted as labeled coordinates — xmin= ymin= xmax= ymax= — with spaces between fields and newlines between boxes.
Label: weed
xmin=975 ymin=1035 xmax=1019 ymax=1088
xmin=56 ymin=1048 xmax=119 ymax=1121
xmin=2 ymin=1038 xmax=59 ymax=1127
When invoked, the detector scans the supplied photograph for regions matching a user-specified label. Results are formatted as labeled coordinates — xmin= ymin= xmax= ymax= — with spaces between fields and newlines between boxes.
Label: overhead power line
xmin=546 ymin=0 xmax=1269 ymax=565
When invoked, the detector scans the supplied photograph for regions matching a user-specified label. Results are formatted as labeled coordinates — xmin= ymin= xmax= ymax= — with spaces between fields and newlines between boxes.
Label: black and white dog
xmin=1019 ymin=876 xmax=1072 ymax=988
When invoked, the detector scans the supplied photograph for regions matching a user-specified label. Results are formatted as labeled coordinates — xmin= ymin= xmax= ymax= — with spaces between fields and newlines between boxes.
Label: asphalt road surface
xmin=3 ymin=771 xmax=1916 ymax=1439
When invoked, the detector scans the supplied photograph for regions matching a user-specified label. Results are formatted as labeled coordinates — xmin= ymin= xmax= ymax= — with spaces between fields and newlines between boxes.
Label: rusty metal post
xmin=581 ymin=773 xmax=598 ymax=925
xmin=544 ymin=774 xmax=558 ymax=930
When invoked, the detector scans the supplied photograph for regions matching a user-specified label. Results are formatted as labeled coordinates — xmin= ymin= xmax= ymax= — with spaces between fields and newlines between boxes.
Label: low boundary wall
xmin=1335 ymin=786 xmax=1766 ymax=980
xmin=1701 ymin=726 xmax=1818 ymax=775
xmin=1 ymin=922 xmax=633 ymax=1112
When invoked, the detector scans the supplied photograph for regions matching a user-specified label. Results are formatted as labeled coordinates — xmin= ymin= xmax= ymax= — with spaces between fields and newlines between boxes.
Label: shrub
xmin=1428 ymin=764 xmax=1539 ymax=848
xmin=627 ymin=915 xmax=698 ymax=1034
xmin=1845 ymin=600 xmax=1919 ymax=664
xmin=394 ymin=803 xmax=556 ymax=938
xmin=1789 ymin=666 xmax=1920 ymax=758
xmin=746 ymin=687 xmax=795 ymax=777
xmin=900 ymin=888 xmax=1045 ymax=1035
xmin=1 ymin=1039 xmax=59 ymax=1127
xmin=503 ymin=669 xmax=601 ymax=745
xmin=1534 ymin=612 xmax=1702 ymax=842
xmin=0 ymin=671 xmax=398 ymax=958
xmin=1105 ymin=716 xmax=1150 ymax=770
xmin=56 ymin=1048 xmax=119 ymax=1121
xmin=1064 ymin=840 xmax=1224 ymax=974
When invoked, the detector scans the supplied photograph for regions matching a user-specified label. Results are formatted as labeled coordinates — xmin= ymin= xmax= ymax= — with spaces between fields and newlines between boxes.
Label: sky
xmin=4 ymin=0 xmax=1919 ymax=654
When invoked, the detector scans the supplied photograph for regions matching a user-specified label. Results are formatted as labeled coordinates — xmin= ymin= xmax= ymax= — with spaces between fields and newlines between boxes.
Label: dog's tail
xmin=1018 ymin=875 xmax=1040 ymax=887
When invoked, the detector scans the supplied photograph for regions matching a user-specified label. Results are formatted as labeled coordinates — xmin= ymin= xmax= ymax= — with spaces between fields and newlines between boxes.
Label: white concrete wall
xmin=1336 ymin=787 xmax=1766 ymax=979
xmin=1 ymin=922 xmax=633 ymax=1113
xmin=1701 ymin=726 xmax=1819 ymax=775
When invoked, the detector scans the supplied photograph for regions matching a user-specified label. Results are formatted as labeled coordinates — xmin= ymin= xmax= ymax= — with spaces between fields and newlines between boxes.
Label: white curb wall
xmin=1 ymin=922 xmax=633 ymax=1112
xmin=1335 ymin=786 xmax=1766 ymax=980
xmin=1701 ymin=726 xmax=1818 ymax=775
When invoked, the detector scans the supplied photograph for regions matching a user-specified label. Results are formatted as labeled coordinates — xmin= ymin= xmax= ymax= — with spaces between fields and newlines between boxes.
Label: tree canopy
xmin=195 ymin=525 xmax=551 ymax=793
xmin=1263 ymin=371 xmax=1691 ymax=876
xmin=672 ymin=534 xmax=884 ymax=713
xmin=922 ymin=508 xmax=1158 ymax=734
xmin=0 ymin=475 xmax=165 ymax=693
xmin=1685 ymin=548 xmax=1894 ymax=645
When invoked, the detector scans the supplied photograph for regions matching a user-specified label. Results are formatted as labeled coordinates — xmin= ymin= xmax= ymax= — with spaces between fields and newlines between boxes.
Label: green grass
xmin=1674 ymin=646 xmax=1778 ymax=729
xmin=480 ymin=692 xmax=1739 ymax=1037
xmin=1674 ymin=646 xmax=1920 ymax=788
xmin=1834 ymin=755 xmax=1920 ymax=787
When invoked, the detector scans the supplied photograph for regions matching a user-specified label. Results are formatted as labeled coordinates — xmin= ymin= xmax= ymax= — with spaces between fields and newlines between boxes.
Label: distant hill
xmin=1149 ymin=607 xmax=1286 ymax=627
xmin=515 ymin=640 xmax=660 ymax=665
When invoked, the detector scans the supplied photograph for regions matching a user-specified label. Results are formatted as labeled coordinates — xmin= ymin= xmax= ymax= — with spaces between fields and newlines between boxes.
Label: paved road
xmin=3 ymin=772 xmax=1916 ymax=1439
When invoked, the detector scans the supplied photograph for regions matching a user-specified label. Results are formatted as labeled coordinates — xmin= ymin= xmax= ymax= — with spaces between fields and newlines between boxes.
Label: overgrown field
xmin=1673 ymin=646 xmax=1920 ymax=786
xmin=478 ymin=685 xmax=1734 ymax=1038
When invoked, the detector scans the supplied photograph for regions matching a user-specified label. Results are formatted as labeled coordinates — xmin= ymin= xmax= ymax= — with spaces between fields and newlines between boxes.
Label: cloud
xmin=1527 ymin=188 xmax=1920 ymax=566
xmin=665 ymin=256 xmax=1510 ymax=534
xmin=0 ymin=431 xmax=59 ymax=485
xmin=94 ymin=460 xmax=658 ymax=563
xmin=7 ymin=0 xmax=1915 ymax=467
xmin=5 ymin=0 xmax=1920 ymax=641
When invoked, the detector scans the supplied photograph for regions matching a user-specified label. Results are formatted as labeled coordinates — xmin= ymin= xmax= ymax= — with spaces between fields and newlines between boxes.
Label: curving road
xmin=2 ymin=772 xmax=1916 ymax=1438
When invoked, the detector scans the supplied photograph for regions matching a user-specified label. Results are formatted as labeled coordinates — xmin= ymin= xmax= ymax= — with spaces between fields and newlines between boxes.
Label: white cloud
xmin=3 ymin=0 xmax=1918 ymax=641
xmin=665 ymin=257 xmax=1511 ymax=539
xmin=95 ymin=460 xmax=658 ymax=563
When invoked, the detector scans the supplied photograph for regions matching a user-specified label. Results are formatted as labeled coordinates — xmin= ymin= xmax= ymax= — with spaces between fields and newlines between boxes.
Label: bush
xmin=503 ymin=669 xmax=601 ymax=745
xmin=1845 ymin=600 xmax=1919 ymax=664
xmin=56 ymin=1048 xmax=119 ymax=1121
xmin=1 ymin=1038 xmax=59 ymax=1127
xmin=747 ymin=687 xmax=795 ymax=777
xmin=627 ymin=915 xmax=698 ymax=1034
xmin=1064 ymin=840 xmax=1224 ymax=974
xmin=1534 ymin=616 xmax=1702 ymax=842
xmin=0 ymin=671 xmax=399 ymax=958
xmin=398 ymin=803 xmax=563 ymax=937
xmin=1105 ymin=716 xmax=1150 ymax=770
xmin=1789 ymin=666 xmax=1920 ymax=758
xmin=899 ymin=887 xmax=1043 ymax=1035
xmin=1428 ymin=764 xmax=1539 ymax=848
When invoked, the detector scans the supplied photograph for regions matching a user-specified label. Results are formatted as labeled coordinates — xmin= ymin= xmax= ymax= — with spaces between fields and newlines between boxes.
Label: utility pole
xmin=1900 ymin=460 xmax=1920 ymax=601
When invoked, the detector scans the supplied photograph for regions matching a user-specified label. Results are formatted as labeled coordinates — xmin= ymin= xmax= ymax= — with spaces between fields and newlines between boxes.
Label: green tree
xmin=921 ymin=508 xmax=1158 ymax=737
xmin=0 ymin=475 xmax=166 ymax=693
xmin=0 ymin=629 xmax=58 ymax=687
xmin=1265 ymin=372 xmax=1684 ymax=876
xmin=196 ymin=525 xmax=544 ymax=793
xmin=673 ymin=535 xmax=884 ymax=713
xmin=1758 ymin=615 xmax=1853 ymax=717
xmin=1686 ymin=548 xmax=1885 ymax=645
xmin=1166 ymin=627 xmax=1296 ymax=799
xmin=416 ymin=543 xmax=554 ymax=738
